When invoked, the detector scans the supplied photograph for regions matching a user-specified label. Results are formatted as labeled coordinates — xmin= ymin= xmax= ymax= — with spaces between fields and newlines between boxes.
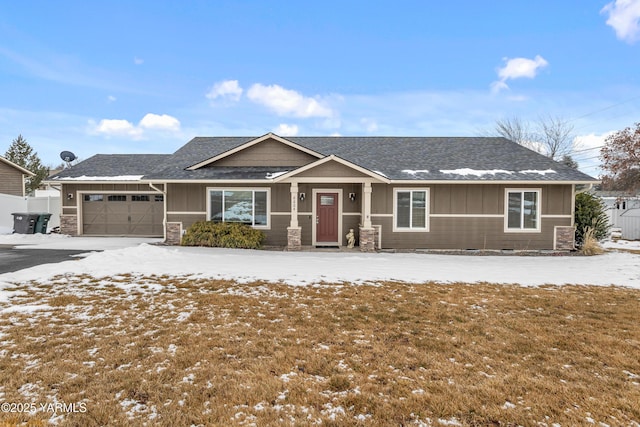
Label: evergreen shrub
xmin=574 ymin=192 xmax=610 ymax=248
xmin=181 ymin=221 xmax=265 ymax=249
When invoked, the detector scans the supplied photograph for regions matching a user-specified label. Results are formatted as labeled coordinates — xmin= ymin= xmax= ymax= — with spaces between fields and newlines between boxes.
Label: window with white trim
xmin=505 ymin=189 xmax=540 ymax=231
xmin=208 ymin=189 xmax=269 ymax=228
xmin=394 ymin=189 xmax=429 ymax=231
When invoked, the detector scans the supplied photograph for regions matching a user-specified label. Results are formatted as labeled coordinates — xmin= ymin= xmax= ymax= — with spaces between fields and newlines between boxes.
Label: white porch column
xmin=289 ymin=182 xmax=299 ymax=228
xmin=287 ymin=182 xmax=302 ymax=250
xmin=362 ymin=182 xmax=372 ymax=228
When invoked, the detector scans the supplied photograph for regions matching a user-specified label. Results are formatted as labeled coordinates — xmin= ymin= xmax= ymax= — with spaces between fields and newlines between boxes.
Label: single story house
xmin=48 ymin=133 xmax=597 ymax=251
xmin=0 ymin=155 xmax=35 ymax=196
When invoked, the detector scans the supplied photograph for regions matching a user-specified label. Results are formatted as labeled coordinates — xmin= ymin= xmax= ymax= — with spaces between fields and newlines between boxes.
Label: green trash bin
xmin=35 ymin=213 xmax=52 ymax=234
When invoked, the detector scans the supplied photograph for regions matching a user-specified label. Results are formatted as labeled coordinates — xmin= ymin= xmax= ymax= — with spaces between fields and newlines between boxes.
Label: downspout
xmin=149 ymin=183 xmax=167 ymax=241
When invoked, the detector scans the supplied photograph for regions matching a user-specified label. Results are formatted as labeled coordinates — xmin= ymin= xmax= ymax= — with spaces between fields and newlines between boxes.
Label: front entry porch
xmin=285 ymin=181 xmax=377 ymax=252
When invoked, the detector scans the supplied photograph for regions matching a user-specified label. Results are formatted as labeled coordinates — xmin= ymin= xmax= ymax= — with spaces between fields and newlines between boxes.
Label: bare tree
xmin=494 ymin=116 xmax=534 ymax=149
xmin=535 ymin=115 xmax=575 ymax=160
xmin=492 ymin=115 xmax=576 ymax=161
xmin=600 ymin=122 xmax=640 ymax=192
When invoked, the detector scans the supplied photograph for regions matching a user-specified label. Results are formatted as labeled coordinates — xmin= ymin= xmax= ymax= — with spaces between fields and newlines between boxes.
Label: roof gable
xmin=274 ymin=155 xmax=390 ymax=183
xmin=0 ymin=155 xmax=35 ymax=176
xmin=186 ymin=133 xmax=323 ymax=170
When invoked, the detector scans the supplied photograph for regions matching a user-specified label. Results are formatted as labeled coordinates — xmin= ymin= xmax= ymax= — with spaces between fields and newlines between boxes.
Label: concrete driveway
xmin=0 ymin=236 xmax=162 ymax=274
xmin=0 ymin=245 xmax=88 ymax=274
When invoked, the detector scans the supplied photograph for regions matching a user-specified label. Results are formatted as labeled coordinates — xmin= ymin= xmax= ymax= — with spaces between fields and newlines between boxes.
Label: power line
xmin=570 ymin=94 xmax=640 ymax=123
xmin=570 ymin=145 xmax=603 ymax=154
xmin=572 ymin=154 xmax=602 ymax=162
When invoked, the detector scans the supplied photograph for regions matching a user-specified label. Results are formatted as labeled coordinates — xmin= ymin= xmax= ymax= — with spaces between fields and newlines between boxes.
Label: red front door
xmin=316 ymin=192 xmax=339 ymax=244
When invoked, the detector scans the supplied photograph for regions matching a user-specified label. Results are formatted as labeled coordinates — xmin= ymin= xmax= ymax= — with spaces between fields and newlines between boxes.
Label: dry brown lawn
xmin=0 ymin=274 xmax=639 ymax=426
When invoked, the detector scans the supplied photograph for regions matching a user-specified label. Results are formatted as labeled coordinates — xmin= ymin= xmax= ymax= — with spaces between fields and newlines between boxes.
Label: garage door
xmin=82 ymin=193 xmax=164 ymax=236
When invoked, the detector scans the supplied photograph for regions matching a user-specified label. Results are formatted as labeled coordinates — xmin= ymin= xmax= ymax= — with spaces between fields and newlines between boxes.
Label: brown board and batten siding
xmin=209 ymin=139 xmax=318 ymax=167
xmin=291 ymin=160 xmax=373 ymax=179
xmin=0 ymin=161 xmax=26 ymax=196
xmin=371 ymin=183 xmax=574 ymax=250
xmin=166 ymin=182 xmax=363 ymax=247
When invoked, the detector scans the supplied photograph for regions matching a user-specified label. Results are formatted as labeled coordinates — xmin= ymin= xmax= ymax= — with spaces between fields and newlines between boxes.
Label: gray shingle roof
xmin=51 ymin=136 xmax=597 ymax=182
xmin=50 ymin=154 xmax=171 ymax=180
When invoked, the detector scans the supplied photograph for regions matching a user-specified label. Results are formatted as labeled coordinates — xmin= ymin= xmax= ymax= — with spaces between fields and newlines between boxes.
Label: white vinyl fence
xmin=602 ymin=196 xmax=640 ymax=241
xmin=608 ymin=208 xmax=640 ymax=240
xmin=0 ymin=193 xmax=61 ymax=233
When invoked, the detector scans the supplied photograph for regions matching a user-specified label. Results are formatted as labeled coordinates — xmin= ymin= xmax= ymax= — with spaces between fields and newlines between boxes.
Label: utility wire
xmin=569 ymin=94 xmax=640 ymax=123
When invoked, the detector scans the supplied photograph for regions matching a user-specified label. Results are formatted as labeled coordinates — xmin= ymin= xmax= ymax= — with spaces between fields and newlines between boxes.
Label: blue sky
xmin=1 ymin=1 xmax=639 ymax=177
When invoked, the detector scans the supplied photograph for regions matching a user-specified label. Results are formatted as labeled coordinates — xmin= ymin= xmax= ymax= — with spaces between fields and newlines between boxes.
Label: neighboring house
xmin=47 ymin=133 xmax=597 ymax=251
xmin=0 ymin=155 xmax=35 ymax=196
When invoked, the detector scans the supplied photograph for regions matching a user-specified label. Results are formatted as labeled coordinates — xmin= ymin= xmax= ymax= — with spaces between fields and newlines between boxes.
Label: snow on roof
xmin=52 ymin=175 xmax=144 ymax=181
xmin=265 ymin=171 xmax=289 ymax=179
xmin=402 ymin=169 xmax=429 ymax=176
xmin=437 ymin=168 xmax=558 ymax=177
xmin=519 ymin=169 xmax=556 ymax=175
xmin=440 ymin=169 xmax=513 ymax=176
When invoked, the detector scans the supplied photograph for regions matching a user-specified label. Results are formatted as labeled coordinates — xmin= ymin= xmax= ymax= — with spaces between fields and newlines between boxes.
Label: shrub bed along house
xmin=181 ymin=221 xmax=265 ymax=249
xmin=574 ymin=192 xmax=610 ymax=248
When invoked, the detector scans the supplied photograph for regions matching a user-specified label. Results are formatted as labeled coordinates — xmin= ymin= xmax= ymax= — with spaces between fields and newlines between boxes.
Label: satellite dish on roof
xmin=60 ymin=151 xmax=77 ymax=168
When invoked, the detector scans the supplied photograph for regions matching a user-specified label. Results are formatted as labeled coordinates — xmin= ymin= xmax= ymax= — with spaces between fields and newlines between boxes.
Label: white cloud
xmin=491 ymin=55 xmax=549 ymax=93
xmin=92 ymin=113 xmax=180 ymax=139
xmin=490 ymin=80 xmax=509 ymax=94
xmin=602 ymin=0 xmax=640 ymax=44
xmin=206 ymin=79 xmax=243 ymax=101
xmin=134 ymin=57 xmax=144 ymax=65
xmin=94 ymin=119 xmax=143 ymax=139
xmin=247 ymin=83 xmax=334 ymax=118
xmin=574 ymin=131 xmax=616 ymax=154
xmin=139 ymin=113 xmax=181 ymax=131
xmin=107 ymin=95 xmax=116 ymax=102
xmin=274 ymin=123 xmax=299 ymax=136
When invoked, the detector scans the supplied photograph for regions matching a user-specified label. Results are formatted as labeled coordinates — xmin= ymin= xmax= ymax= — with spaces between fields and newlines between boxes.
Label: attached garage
xmin=81 ymin=193 xmax=164 ymax=236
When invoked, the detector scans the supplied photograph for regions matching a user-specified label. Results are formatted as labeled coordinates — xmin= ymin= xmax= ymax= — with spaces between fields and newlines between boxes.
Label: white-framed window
xmin=393 ymin=188 xmax=429 ymax=232
xmin=207 ymin=188 xmax=270 ymax=229
xmin=505 ymin=189 xmax=541 ymax=232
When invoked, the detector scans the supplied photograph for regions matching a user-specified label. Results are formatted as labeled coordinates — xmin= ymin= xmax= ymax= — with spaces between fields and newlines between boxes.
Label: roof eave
xmin=389 ymin=179 xmax=599 ymax=185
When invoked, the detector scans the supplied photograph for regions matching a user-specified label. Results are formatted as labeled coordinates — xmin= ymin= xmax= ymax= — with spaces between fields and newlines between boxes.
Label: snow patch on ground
xmin=1 ymin=304 xmax=52 ymax=314
xmin=0 ymin=233 xmax=161 ymax=250
xmin=603 ymin=239 xmax=640 ymax=251
xmin=0 ymin=235 xmax=638 ymax=292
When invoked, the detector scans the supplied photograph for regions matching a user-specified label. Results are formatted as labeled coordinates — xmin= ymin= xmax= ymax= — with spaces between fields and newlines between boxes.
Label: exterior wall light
xmin=349 ymin=193 xmax=356 ymax=202
xmin=299 ymin=193 xmax=305 ymax=201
